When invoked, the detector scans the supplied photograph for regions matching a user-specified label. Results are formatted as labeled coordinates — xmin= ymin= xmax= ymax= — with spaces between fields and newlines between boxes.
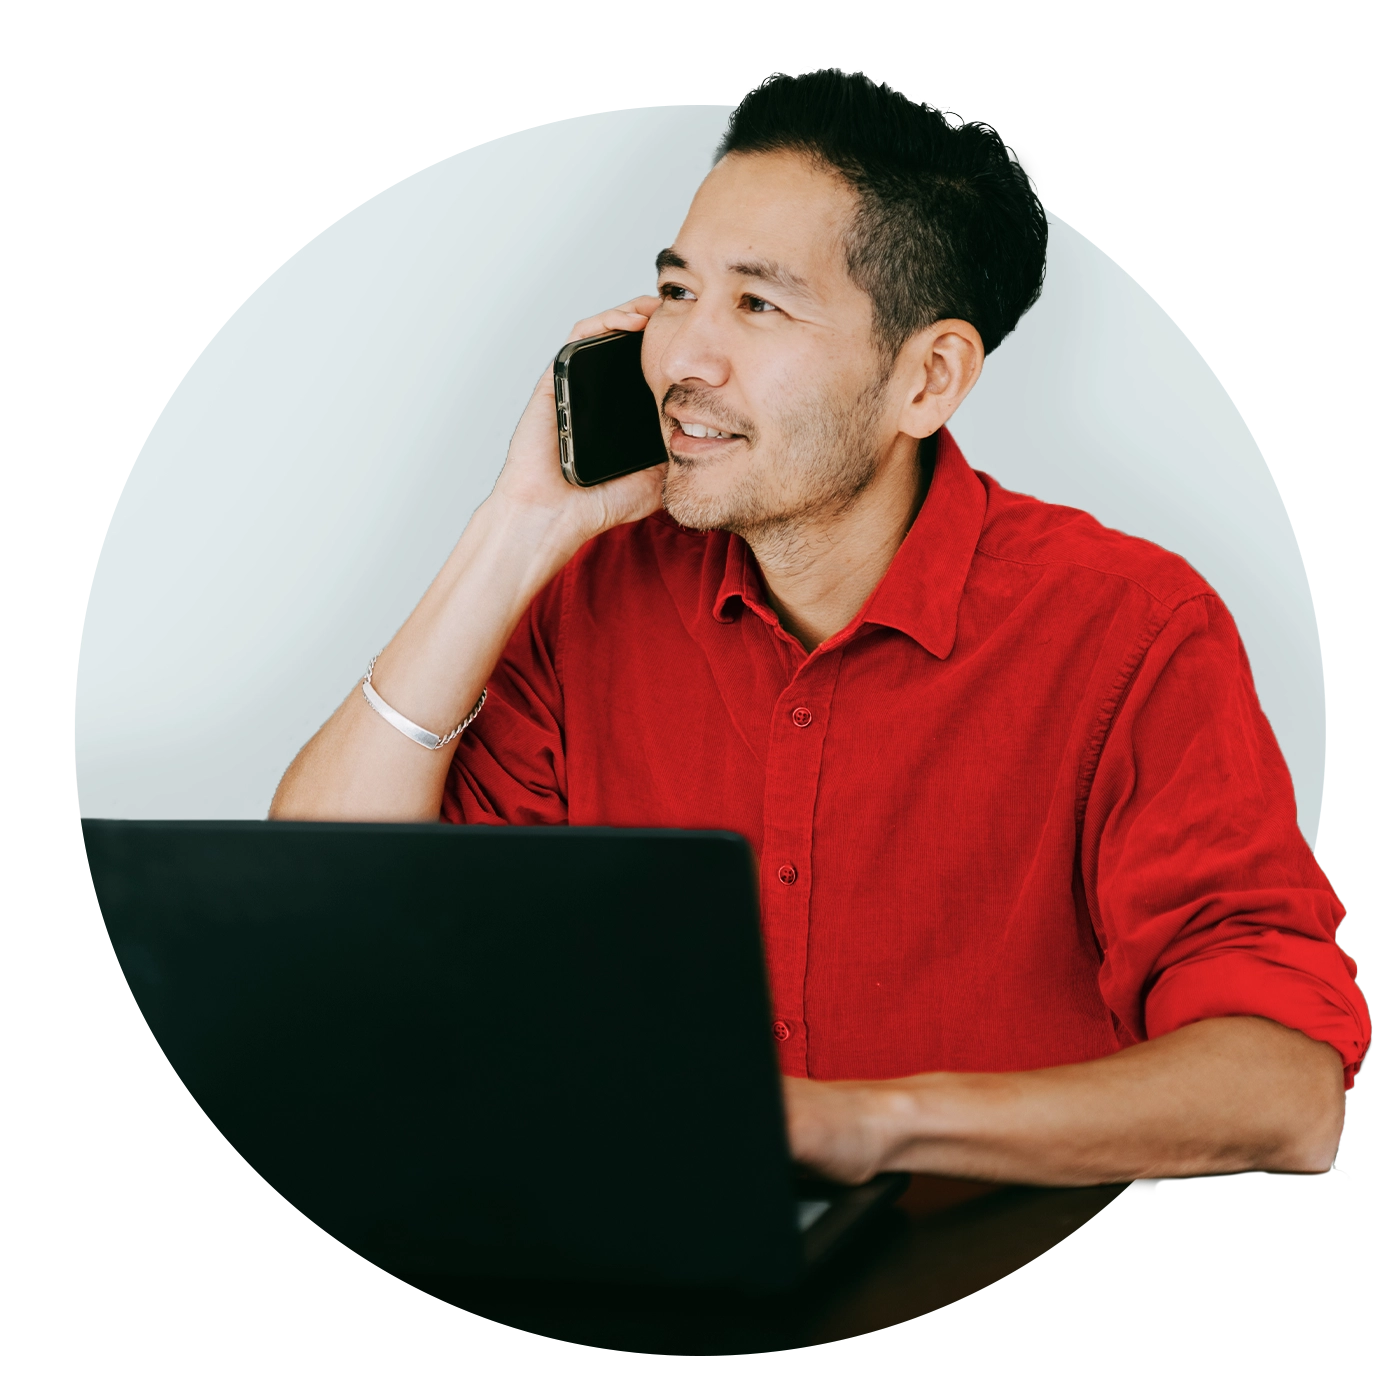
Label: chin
xmin=661 ymin=460 xmax=739 ymax=534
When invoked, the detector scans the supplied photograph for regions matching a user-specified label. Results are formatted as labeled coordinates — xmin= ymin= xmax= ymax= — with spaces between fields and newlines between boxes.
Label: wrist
xmin=860 ymin=1080 xmax=928 ymax=1173
xmin=474 ymin=492 xmax=590 ymax=579
xmin=450 ymin=496 xmax=574 ymax=611
xmin=864 ymin=1073 xmax=994 ymax=1175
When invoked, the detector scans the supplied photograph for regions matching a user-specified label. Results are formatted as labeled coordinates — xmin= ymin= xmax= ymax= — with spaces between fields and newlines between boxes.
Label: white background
xmin=2 ymin=2 xmax=1395 ymax=1395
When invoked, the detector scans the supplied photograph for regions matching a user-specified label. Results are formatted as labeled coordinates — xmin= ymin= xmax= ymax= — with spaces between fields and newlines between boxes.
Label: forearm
xmin=788 ymin=1017 xmax=1345 ymax=1186
xmin=269 ymin=497 xmax=573 ymax=822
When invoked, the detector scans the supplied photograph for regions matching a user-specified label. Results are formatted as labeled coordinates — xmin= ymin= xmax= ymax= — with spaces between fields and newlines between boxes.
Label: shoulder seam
xmin=973 ymin=543 xmax=1214 ymax=612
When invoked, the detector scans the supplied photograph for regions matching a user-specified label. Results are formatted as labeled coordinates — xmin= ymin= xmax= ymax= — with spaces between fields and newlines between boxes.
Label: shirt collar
xmin=710 ymin=428 xmax=987 ymax=659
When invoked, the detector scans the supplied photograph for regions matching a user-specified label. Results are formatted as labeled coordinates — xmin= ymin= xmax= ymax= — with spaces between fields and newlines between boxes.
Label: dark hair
xmin=717 ymin=70 xmax=1047 ymax=357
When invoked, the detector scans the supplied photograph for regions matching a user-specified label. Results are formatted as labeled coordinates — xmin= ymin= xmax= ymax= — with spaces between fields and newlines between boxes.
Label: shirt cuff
xmin=1144 ymin=934 xmax=1371 ymax=1088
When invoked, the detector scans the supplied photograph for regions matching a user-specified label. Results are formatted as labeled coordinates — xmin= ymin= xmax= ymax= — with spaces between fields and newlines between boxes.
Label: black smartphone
xmin=553 ymin=330 xmax=668 ymax=487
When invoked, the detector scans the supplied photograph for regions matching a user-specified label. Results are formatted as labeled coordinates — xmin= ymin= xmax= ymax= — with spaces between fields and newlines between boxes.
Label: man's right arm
xmin=269 ymin=299 xmax=664 ymax=823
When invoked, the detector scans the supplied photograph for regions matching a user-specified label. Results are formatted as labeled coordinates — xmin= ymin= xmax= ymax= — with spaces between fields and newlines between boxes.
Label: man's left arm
xmin=784 ymin=1013 xmax=1343 ymax=1185
xmin=788 ymin=591 xmax=1368 ymax=1186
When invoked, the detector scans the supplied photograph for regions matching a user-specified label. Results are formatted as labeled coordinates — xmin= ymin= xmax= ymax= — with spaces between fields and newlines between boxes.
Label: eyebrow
xmin=654 ymin=248 xmax=812 ymax=298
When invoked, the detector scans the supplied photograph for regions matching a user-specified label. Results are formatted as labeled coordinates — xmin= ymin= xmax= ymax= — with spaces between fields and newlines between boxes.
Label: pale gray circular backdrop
xmin=76 ymin=106 xmax=1325 ymax=843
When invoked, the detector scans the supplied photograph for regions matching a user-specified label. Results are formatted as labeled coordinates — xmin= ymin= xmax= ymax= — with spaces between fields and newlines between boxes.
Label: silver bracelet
xmin=360 ymin=653 xmax=486 ymax=751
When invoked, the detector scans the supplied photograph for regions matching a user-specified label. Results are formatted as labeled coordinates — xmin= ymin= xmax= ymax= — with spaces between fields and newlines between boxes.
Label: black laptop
xmin=82 ymin=820 xmax=907 ymax=1293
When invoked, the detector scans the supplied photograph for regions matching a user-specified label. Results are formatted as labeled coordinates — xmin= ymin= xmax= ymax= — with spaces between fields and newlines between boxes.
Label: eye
xmin=741 ymin=293 xmax=781 ymax=314
xmin=659 ymin=281 xmax=696 ymax=301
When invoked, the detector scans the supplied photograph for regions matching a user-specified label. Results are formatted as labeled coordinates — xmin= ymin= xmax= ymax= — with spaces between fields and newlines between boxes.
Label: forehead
xmin=670 ymin=150 xmax=860 ymax=296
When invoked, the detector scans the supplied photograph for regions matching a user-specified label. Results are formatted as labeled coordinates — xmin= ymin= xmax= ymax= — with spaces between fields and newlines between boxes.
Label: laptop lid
xmin=83 ymin=820 xmax=805 ymax=1290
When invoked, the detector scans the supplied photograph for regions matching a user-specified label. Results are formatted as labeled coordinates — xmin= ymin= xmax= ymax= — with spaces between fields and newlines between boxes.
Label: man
xmin=271 ymin=70 xmax=1369 ymax=1186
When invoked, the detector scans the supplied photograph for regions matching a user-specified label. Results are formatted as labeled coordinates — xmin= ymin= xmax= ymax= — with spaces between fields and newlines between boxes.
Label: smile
xmin=677 ymin=422 xmax=739 ymax=439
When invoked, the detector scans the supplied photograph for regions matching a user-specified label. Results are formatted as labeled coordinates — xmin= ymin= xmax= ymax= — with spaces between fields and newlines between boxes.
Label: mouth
xmin=669 ymin=419 xmax=746 ymax=455
xmin=677 ymin=421 xmax=739 ymax=440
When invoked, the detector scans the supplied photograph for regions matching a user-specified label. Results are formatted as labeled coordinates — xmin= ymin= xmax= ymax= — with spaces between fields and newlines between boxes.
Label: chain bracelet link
xmin=362 ymin=652 xmax=487 ymax=751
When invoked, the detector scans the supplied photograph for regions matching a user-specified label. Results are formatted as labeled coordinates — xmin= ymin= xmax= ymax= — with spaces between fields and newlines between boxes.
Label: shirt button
xmin=777 ymin=863 xmax=798 ymax=886
xmin=791 ymin=706 xmax=813 ymax=728
xmin=772 ymin=1020 xmax=791 ymax=1042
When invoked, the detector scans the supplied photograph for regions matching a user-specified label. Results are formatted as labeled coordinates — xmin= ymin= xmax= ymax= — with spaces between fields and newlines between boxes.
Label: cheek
xmin=744 ymin=353 xmax=831 ymax=442
xmin=725 ymin=351 xmax=795 ymax=441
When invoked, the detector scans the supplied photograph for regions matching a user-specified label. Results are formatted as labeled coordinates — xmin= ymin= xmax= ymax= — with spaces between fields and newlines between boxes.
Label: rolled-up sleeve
xmin=1081 ymin=592 xmax=1370 ymax=1085
xmin=440 ymin=569 xmax=570 ymax=827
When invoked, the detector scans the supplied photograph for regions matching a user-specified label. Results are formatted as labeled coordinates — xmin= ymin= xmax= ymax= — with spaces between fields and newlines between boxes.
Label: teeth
xmin=679 ymin=422 xmax=735 ymax=439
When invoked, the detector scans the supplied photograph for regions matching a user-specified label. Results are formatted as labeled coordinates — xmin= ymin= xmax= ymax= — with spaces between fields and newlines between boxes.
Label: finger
xmin=567 ymin=295 xmax=662 ymax=344
xmin=595 ymin=464 xmax=666 ymax=526
xmin=567 ymin=310 xmax=647 ymax=343
xmin=603 ymin=294 xmax=661 ymax=322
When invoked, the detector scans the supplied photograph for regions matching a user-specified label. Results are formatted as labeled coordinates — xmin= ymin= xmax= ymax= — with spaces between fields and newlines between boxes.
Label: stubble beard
xmin=661 ymin=370 xmax=891 ymax=566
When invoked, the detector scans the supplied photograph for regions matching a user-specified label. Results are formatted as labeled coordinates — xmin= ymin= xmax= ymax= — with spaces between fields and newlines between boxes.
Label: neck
xmin=745 ymin=434 xmax=932 ymax=652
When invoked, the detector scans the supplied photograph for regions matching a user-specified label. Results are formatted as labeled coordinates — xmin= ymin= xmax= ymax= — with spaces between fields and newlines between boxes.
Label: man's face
xmin=641 ymin=151 xmax=898 ymax=540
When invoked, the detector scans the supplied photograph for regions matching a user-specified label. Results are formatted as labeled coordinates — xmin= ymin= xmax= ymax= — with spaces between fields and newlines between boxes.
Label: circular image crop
xmin=77 ymin=105 xmax=1324 ymax=1353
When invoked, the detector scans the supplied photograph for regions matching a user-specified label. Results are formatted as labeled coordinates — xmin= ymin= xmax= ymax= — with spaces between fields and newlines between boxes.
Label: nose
xmin=645 ymin=295 xmax=733 ymax=393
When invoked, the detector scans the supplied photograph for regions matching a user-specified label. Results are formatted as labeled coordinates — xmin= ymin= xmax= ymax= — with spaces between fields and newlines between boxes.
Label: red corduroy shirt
xmin=443 ymin=431 xmax=1370 ymax=1085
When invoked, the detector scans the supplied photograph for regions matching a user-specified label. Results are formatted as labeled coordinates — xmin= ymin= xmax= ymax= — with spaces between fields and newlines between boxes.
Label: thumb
xmin=593 ymin=463 xmax=666 ymax=532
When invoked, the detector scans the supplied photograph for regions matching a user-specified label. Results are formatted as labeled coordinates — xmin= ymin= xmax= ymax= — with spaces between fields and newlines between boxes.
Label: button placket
xmin=756 ymin=651 xmax=844 ymax=1076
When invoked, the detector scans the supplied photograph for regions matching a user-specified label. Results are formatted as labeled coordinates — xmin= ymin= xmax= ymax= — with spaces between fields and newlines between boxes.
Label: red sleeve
xmin=1081 ymin=592 xmax=1371 ymax=1086
xmin=439 ymin=567 xmax=570 ymax=827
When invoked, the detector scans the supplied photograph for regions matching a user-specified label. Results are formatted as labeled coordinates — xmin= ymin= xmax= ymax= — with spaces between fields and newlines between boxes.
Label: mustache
xmin=660 ymin=385 xmax=756 ymax=440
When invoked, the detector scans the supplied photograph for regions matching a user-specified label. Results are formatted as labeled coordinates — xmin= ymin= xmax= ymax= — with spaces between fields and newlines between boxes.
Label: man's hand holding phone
xmin=492 ymin=296 xmax=666 ymax=563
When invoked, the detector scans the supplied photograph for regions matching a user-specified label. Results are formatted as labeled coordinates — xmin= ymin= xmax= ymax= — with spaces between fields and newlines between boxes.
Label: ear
xmin=892 ymin=319 xmax=985 ymax=440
